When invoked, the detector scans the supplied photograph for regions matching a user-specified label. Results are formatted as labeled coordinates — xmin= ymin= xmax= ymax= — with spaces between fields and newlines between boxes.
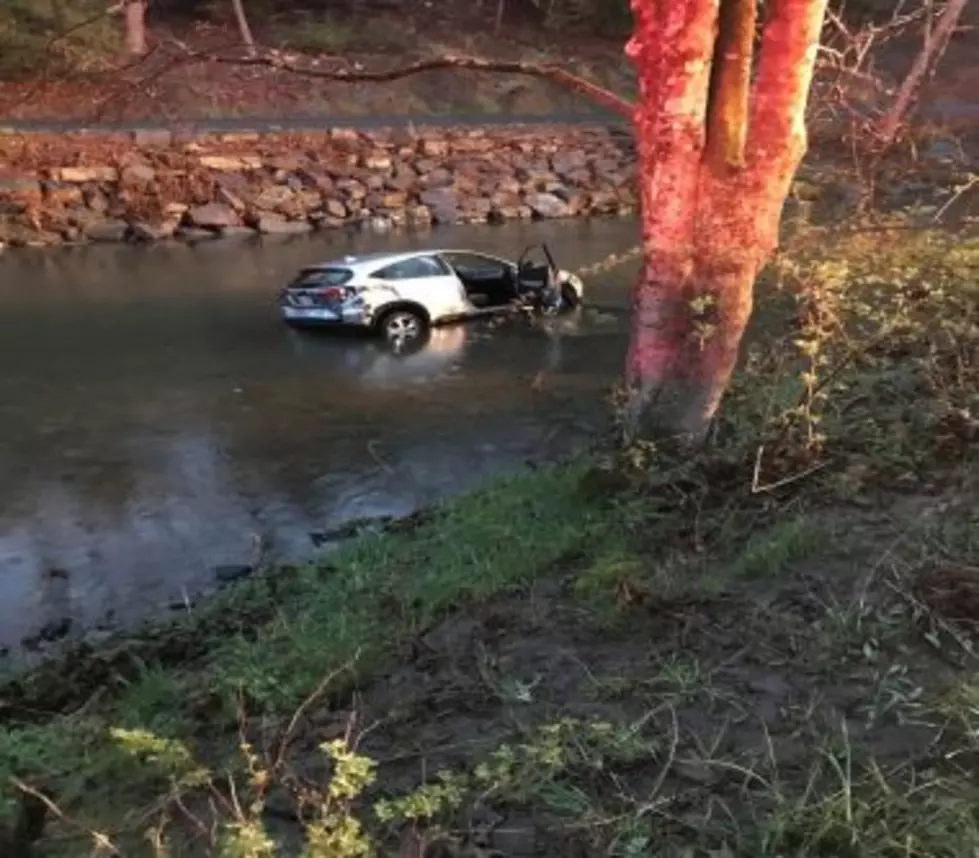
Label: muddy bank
xmin=0 ymin=124 xmax=635 ymax=248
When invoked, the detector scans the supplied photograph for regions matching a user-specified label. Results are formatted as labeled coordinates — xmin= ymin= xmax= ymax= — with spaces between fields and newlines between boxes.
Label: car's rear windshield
xmin=289 ymin=267 xmax=353 ymax=289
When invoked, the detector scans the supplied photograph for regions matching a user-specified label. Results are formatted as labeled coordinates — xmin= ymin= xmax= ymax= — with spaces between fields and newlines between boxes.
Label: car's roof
xmin=303 ymin=248 xmax=508 ymax=273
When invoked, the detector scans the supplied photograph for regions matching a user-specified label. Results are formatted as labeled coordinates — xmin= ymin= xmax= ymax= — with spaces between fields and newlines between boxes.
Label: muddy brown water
xmin=0 ymin=218 xmax=640 ymax=658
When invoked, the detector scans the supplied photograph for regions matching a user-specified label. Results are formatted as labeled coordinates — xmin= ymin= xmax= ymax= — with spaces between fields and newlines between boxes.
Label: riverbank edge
xmin=0 ymin=123 xmax=637 ymax=249
xmin=0 ymin=488 xmax=519 ymax=716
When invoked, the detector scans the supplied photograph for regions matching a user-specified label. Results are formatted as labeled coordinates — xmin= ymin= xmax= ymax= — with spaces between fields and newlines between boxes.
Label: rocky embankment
xmin=0 ymin=125 xmax=636 ymax=248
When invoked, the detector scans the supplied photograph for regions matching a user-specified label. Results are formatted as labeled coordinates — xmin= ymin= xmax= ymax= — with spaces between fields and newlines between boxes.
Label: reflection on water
xmin=0 ymin=219 xmax=638 ymax=656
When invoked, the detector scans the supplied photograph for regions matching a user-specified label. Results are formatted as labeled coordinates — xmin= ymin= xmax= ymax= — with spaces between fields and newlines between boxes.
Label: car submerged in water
xmin=278 ymin=243 xmax=585 ymax=345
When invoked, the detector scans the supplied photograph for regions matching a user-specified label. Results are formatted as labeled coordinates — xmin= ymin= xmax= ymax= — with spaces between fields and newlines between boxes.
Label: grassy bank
xmin=1 ymin=207 xmax=978 ymax=856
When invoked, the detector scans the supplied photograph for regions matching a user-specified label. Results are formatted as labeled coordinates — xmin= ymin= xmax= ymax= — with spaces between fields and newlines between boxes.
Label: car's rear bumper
xmin=280 ymin=305 xmax=372 ymax=328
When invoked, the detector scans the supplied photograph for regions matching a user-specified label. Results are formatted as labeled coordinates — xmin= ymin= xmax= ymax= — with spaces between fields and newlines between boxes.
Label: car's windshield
xmin=289 ymin=268 xmax=353 ymax=289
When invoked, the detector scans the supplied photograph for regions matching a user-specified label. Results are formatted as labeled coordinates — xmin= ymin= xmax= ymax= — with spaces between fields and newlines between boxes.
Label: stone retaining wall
xmin=0 ymin=125 xmax=636 ymax=248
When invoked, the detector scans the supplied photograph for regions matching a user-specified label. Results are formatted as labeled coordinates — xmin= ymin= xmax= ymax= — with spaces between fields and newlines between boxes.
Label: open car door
xmin=516 ymin=242 xmax=563 ymax=314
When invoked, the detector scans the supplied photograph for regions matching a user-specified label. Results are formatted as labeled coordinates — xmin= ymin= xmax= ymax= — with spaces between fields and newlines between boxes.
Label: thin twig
xmin=9 ymin=778 xmax=122 ymax=856
xmin=274 ymin=653 xmax=362 ymax=772
xmin=932 ymin=174 xmax=979 ymax=223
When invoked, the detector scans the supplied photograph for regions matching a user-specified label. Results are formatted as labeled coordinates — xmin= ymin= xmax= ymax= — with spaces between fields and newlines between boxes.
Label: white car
xmin=278 ymin=244 xmax=585 ymax=344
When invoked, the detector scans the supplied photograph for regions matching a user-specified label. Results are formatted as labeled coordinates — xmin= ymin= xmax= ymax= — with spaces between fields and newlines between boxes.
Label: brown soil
xmin=256 ymin=500 xmax=978 ymax=856
xmin=0 ymin=5 xmax=634 ymax=124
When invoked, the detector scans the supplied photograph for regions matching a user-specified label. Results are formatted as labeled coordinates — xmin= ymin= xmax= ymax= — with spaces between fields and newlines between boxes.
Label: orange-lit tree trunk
xmin=621 ymin=0 xmax=829 ymax=443
xmin=123 ymin=0 xmax=148 ymax=56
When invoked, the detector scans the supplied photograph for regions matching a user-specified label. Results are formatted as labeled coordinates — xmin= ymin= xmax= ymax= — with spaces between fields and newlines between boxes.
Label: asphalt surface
xmin=0 ymin=111 xmax=632 ymax=134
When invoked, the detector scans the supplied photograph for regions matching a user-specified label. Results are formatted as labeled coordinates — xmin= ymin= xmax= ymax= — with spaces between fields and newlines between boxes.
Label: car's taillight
xmin=317 ymin=287 xmax=346 ymax=302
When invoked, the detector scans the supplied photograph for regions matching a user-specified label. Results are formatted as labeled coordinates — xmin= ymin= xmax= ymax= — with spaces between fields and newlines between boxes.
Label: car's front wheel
xmin=377 ymin=307 xmax=429 ymax=348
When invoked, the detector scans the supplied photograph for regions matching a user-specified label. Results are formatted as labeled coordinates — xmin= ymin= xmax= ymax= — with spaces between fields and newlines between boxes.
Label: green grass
xmin=1 ymin=199 xmax=978 ymax=856
xmin=0 ymin=0 xmax=120 ymax=79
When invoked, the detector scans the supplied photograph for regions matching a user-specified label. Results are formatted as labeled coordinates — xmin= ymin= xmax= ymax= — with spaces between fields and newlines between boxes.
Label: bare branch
xmin=178 ymin=47 xmax=636 ymax=119
xmin=229 ymin=0 xmax=256 ymax=55
xmin=875 ymin=0 xmax=971 ymax=148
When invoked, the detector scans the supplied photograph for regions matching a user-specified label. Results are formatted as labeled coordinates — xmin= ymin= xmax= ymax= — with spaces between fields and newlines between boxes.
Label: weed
xmin=733 ymin=515 xmax=822 ymax=579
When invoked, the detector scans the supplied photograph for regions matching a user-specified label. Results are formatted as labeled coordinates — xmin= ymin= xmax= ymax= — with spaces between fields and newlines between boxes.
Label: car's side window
xmin=442 ymin=253 xmax=507 ymax=279
xmin=372 ymin=256 xmax=450 ymax=280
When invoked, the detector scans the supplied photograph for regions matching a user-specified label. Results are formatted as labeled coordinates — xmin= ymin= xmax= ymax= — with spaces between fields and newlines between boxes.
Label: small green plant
xmin=275 ymin=14 xmax=357 ymax=54
xmin=734 ymin=515 xmax=821 ymax=579
xmin=376 ymin=717 xmax=658 ymax=828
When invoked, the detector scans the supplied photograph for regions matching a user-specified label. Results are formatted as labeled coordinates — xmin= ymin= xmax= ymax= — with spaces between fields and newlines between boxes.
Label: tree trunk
xmin=875 ymin=0 xmax=970 ymax=149
xmin=230 ymin=0 xmax=256 ymax=55
xmin=123 ymin=0 xmax=147 ymax=56
xmin=495 ymin=0 xmax=506 ymax=34
xmin=622 ymin=0 xmax=830 ymax=444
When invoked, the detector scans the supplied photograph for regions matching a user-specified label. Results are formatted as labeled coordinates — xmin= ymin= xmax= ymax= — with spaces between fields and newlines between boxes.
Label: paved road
xmin=0 ymin=111 xmax=631 ymax=135
xmin=4 ymin=97 xmax=977 ymax=136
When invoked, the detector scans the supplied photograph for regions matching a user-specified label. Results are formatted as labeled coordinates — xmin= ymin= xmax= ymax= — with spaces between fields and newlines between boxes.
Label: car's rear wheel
xmin=377 ymin=307 xmax=428 ymax=348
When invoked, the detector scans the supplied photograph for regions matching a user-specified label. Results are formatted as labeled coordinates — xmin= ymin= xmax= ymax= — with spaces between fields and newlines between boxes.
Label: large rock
xmin=419 ymin=138 xmax=449 ymax=157
xmin=215 ymin=172 xmax=250 ymax=194
xmin=589 ymin=189 xmax=620 ymax=213
xmin=490 ymin=190 xmax=523 ymax=212
xmin=419 ymin=167 xmax=453 ymax=189
xmin=218 ymin=225 xmax=258 ymax=239
xmin=265 ymin=154 xmax=304 ymax=173
xmin=83 ymin=187 xmax=109 ymax=213
xmin=368 ymin=191 xmax=408 ymax=210
xmin=86 ymin=219 xmax=130 ymax=242
xmin=54 ymin=166 xmax=118 ymax=183
xmin=361 ymin=151 xmax=393 ymax=171
xmin=298 ymin=170 xmax=334 ymax=193
xmin=198 ymin=154 xmax=262 ymax=171
xmin=256 ymin=214 xmax=312 ymax=235
xmin=419 ymin=188 xmax=458 ymax=224
xmin=42 ymin=182 xmax=83 ymax=207
xmin=329 ymin=128 xmax=362 ymax=149
xmin=1 ymin=178 xmax=42 ymax=214
xmin=323 ymin=198 xmax=348 ymax=219
xmin=551 ymin=150 xmax=589 ymax=176
xmin=130 ymin=219 xmax=180 ymax=242
xmin=335 ymin=178 xmax=367 ymax=201
xmin=175 ymin=226 xmax=218 ymax=243
xmin=321 ymin=154 xmax=359 ymax=179
xmin=460 ymin=197 xmax=492 ymax=223
xmin=526 ymin=192 xmax=572 ymax=219
xmin=188 ymin=203 xmax=239 ymax=229
xmin=293 ymin=190 xmax=323 ymax=213
xmin=451 ymin=133 xmax=494 ymax=154
xmin=120 ymin=163 xmax=156 ymax=185
xmin=251 ymin=185 xmax=294 ymax=211
xmin=407 ymin=204 xmax=433 ymax=225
